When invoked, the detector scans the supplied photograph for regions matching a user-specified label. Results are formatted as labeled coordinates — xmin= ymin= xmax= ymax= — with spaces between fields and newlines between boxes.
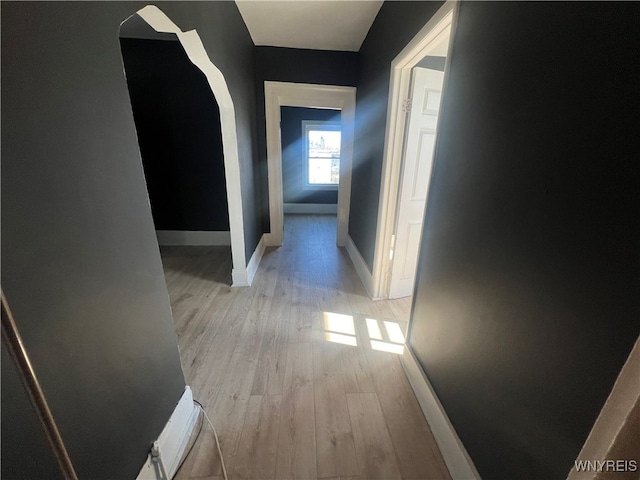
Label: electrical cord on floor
xmin=172 ymin=404 xmax=204 ymax=478
xmin=193 ymin=399 xmax=228 ymax=480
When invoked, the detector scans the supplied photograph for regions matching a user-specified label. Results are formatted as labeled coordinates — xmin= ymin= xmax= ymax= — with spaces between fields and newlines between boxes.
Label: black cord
xmin=172 ymin=401 xmax=205 ymax=478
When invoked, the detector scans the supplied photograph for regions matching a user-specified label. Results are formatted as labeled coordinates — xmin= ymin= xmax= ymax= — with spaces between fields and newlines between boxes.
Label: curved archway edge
xmin=125 ymin=5 xmax=249 ymax=286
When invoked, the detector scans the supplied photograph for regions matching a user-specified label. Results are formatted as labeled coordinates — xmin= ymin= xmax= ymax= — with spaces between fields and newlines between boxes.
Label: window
xmin=303 ymin=121 xmax=341 ymax=188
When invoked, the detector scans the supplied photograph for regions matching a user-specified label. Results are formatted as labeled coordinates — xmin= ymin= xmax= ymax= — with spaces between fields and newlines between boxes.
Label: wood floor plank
xmin=206 ymin=339 xmax=263 ymax=476
xmin=251 ymin=302 xmax=290 ymax=395
xmin=231 ymin=394 xmax=282 ymax=480
xmin=354 ymin=316 xmax=452 ymax=480
xmin=275 ymin=342 xmax=317 ymax=480
xmin=339 ymin=339 xmax=376 ymax=394
xmin=177 ymin=294 xmax=227 ymax=380
xmin=176 ymin=428 xmax=221 ymax=479
xmin=387 ymin=297 xmax=413 ymax=324
xmin=313 ymin=341 xmax=359 ymax=479
xmin=188 ymin=300 xmax=251 ymax=402
xmin=289 ymin=285 xmax=315 ymax=344
xmin=248 ymin=262 xmax=278 ymax=313
xmin=319 ymin=477 xmax=361 ymax=480
xmin=347 ymin=392 xmax=402 ymax=480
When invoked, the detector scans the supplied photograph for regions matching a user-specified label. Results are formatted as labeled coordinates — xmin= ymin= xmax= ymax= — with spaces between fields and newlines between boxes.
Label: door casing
xmin=371 ymin=1 xmax=458 ymax=299
xmin=264 ymin=82 xmax=356 ymax=247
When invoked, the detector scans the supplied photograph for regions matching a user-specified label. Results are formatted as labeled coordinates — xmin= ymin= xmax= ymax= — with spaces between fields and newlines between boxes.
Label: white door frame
xmin=371 ymin=1 xmax=458 ymax=299
xmin=129 ymin=6 xmax=249 ymax=286
xmin=264 ymin=82 xmax=356 ymax=247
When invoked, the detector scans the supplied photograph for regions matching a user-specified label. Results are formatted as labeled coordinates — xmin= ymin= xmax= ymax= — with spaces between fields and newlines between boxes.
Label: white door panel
xmin=389 ymin=67 xmax=444 ymax=299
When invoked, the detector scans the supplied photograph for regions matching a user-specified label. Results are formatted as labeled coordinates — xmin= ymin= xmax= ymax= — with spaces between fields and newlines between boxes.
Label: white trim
xmin=233 ymin=234 xmax=266 ymax=287
xmin=263 ymin=232 xmax=277 ymax=247
xmin=232 ymin=269 xmax=248 ymax=287
xmin=400 ymin=347 xmax=480 ymax=480
xmin=371 ymin=1 xmax=458 ymax=299
xmin=133 ymin=6 xmax=248 ymax=287
xmin=265 ymin=81 xmax=356 ymax=247
xmin=345 ymin=235 xmax=374 ymax=298
xmin=136 ymin=386 xmax=200 ymax=480
xmin=283 ymin=203 xmax=337 ymax=214
xmin=247 ymin=234 xmax=266 ymax=286
xmin=156 ymin=230 xmax=231 ymax=246
xmin=568 ymin=335 xmax=640 ymax=480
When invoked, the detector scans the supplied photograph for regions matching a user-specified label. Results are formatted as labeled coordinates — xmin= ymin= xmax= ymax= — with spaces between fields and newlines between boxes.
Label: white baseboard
xmin=345 ymin=235 xmax=374 ymax=298
xmin=232 ymin=234 xmax=266 ymax=287
xmin=156 ymin=230 xmax=231 ymax=246
xmin=283 ymin=203 xmax=338 ymax=214
xmin=246 ymin=234 xmax=266 ymax=286
xmin=136 ymin=386 xmax=199 ymax=480
xmin=231 ymin=268 xmax=248 ymax=287
xmin=263 ymin=232 xmax=278 ymax=247
xmin=401 ymin=347 xmax=480 ymax=480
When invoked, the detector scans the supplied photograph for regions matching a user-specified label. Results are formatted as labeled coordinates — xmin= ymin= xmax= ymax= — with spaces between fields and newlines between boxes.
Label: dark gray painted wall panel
xmin=350 ymin=1 xmax=444 ymax=269
xmin=157 ymin=1 xmax=261 ymax=260
xmin=1 ymin=2 xmax=258 ymax=477
xmin=121 ymin=37 xmax=230 ymax=232
xmin=416 ymin=55 xmax=446 ymax=71
xmin=255 ymin=46 xmax=359 ymax=87
xmin=1 ymin=3 xmax=186 ymax=477
xmin=408 ymin=2 xmax=640 ymax=478
xmin=281 ymin=107 xmax=341 ymax=204
xmin=254 ymin=47 xmax=359 ymax=231
xmin=1 ymin=343 xmax=64 ymax=479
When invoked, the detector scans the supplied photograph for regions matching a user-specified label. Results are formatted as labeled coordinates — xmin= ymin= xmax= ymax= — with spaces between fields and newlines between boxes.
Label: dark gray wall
xmin=281 ymin=107 xmax=341 ymax=204
xmin=350 ymin=1 xmax=445 ymax=269
xmin=1 ymin=1 xmax=258 ymax=477
xmin=157 ymin=1 xmax=261 ymax=260
xmin=121 ymin=36 xmax=230 ymax=232
xmin=416 ymin=55 xmax=446 ymax=71
xmin=407 ymin=2 xmax=640 ymax=479
xmin=254 ymin=47 xmax=359 ymax=230
xmin=1 ymin=344 xmax=64 ymax=479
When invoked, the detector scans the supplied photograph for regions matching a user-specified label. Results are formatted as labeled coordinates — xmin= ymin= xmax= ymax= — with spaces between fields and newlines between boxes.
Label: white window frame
xmin=302 ymin=120 xmax=341 ymax=190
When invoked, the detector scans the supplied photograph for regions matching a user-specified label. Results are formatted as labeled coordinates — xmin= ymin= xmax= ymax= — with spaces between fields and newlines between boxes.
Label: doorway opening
xmin=264 ymin=82 xmax=356 ymax=247
xmin=371 ymin=1 xmax=456 ymax=299
xmin=120 ymin=14 xmax=232 ymax=285
xmin=119 ymin=5 xmax=251 ymax=286
xmin=281 ymin=107 xmax=341 ymax=217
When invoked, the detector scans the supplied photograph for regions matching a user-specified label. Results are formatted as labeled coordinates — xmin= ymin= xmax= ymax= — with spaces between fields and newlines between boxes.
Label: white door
xmin=388 ymin=67 xmax=444 ymax=299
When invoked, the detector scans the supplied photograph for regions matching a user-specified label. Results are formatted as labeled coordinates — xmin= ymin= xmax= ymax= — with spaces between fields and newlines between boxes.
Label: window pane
xmin=309 ymin=158 xmax=339 ymax=184
xmin=308 ymin=129 xmax=340 ymax=185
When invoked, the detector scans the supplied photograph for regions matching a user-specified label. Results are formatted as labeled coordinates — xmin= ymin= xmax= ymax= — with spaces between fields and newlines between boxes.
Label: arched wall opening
xmin=119 ymin=5 xmax=249 ymax=286
xmin=120 ymin=19 xmax=233 ymax=283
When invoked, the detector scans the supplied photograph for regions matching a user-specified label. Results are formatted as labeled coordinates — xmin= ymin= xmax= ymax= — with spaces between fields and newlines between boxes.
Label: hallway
xmin=165 ymin=214 xmax=451 ymax=480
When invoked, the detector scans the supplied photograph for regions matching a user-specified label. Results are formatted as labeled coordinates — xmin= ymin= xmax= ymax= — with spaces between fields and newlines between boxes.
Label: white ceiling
xmin=235 ymin=1 xmax=384 ymax=52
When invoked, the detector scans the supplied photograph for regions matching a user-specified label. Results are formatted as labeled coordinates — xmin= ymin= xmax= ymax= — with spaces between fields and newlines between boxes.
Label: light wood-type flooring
xmin=166 ymin=214 xmax=451 ymax=480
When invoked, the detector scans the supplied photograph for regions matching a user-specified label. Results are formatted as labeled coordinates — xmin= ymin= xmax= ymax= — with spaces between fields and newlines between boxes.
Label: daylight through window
xmin=304 ymin=123 xmax=341 ymax=186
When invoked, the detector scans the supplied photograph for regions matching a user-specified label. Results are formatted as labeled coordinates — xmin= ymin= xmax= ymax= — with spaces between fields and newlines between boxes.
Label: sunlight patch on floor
xmin=323 ymin=311 xmax=355 ymax=335
xmin=323 ymin=312 xmax=406 ymax=354
xmin=325 ymin=331 xmax=358 ymax=346
xmin=371 ymin=340 xmax=404 ymax=354
xmin=384 ymin=320 xmax=405 ymax=344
